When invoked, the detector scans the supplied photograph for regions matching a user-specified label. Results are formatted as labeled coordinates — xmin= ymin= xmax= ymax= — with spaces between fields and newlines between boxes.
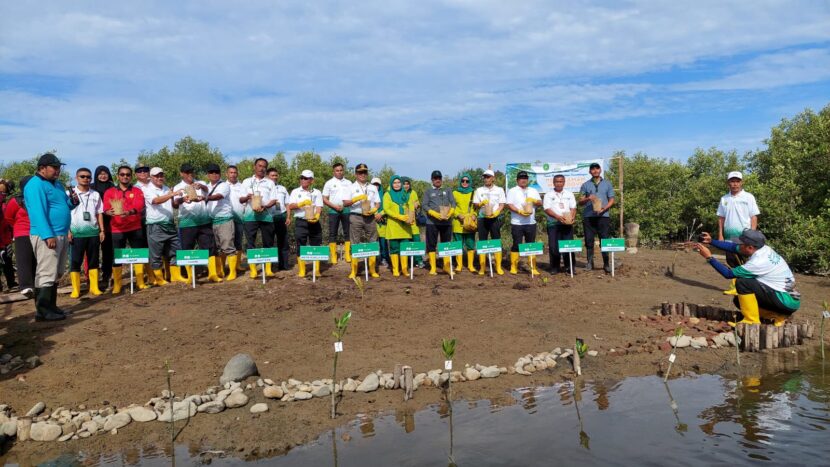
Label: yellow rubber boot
xmin=135 ymin=264 xmax=151 ymax=289
xmin=152 ymin=268 xmax=168 ymax=286
xmin=344 ymin=241 xmax=352 ymax=262
xmin=207 ymin=256 xmax=223 ymax=283
xmin=249 ymin=263 xmax=259 ymax=279
xmin=467 ymin=250 xmax=477 ymax=273
xmin=428 ymin=252 xmax=438 ymax=275
xmin=368 ymin=256 xmax=380 ymax=278
xmin=88 ymin=269 xmax=103 ymax=296
xmin=478 ymin=254 xmax=486 ymax=275
xmin=391 ymin=254 xmax=400 ymax=277
xmin=329 ymin=243 xmax=338 ymax=265
xmin=112 ymin=266 xmax=123 ymax=294
xmin=455 ymin=254 xmax=463 ymax=272
xmin=265 ymin=263 xmax=276 ymax=277
xmin=723 ymin=278 xmax=737 ymax=295
xmin=348 ymin=259 xmax=358 ymax=279
xmin=226 ymin=254 xmax=238 ymax=281
xmin=297 ymin=259 xmax=307 ymax=278
xmin=529 ymin=256 xmax=540 ymax=275
xmin=236 ymin=251 xmax=246 ymax=271
xmin=509 ymin=252 xmax=519 ymax=274
xmin=70 ymin=272 xmax=81 ymax=298
xmin=400 ymin=254 xmax=409 ymax=277
xmin=730 ymin=293 xmax=761 ymax=326
xmin=217 ymin=253 xmax=226 ymax=278
xmin=494 ymin=251 xmax=505 ymax=275
xmin=171 ymin=265 xmax=189 ymax=283
xmin=759 ymin=308 xmax=788 ymax=327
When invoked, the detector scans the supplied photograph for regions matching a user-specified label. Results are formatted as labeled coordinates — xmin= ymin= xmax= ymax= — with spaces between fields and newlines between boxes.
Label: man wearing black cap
xmin=423 ymin=170 xmax=456 ymax=275
xmin=173 ymin=164 xmax=223 ymax=283
xmin=579 ymin=162 xmax=615 ymax=272
xmin=24 ymin=153 xmax=76 ymax=320
xmin=206 ymin=163 xmax=237 ymax=280
xmin=506 ymin=170 xmax=542 ymax=275
xmin=695 ymin=229 xmax=800 ymax=326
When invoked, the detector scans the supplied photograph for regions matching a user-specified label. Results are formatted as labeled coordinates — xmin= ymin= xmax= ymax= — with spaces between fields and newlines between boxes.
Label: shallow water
xmin=25 ymin=351 xmax=830 ymax=466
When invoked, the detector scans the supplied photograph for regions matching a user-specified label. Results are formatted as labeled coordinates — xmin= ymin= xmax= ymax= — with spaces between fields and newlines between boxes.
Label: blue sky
xmin=1 ymin=1 xmax=829 ymax=179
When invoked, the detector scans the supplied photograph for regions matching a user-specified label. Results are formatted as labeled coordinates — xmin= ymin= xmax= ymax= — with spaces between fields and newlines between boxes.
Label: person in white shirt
xmin=134 ymin=165 xmax=151 ymax=190
xmin=267 ymin=167 xmax=291 ymax=271
xmin=205 ymin=163 xmax=236 ymax=281
xmin=322 ymin=162 xmax=354 ymax=265
xmin=543 ymin=174 xmax=577 ymax=274
xmin=342 ymin=164 xmax=382 ymax=278
xmin=67 ymin=167 xmax=105 ymax=298
xmin=173 ymin=163 xmax=222 ymax=283
xmin=716 ymin=171 xmax=760 ymax=295
xmin=287 ymin=169 xmax=324 ymax=278
xmin=226 ymin=165 xmax=247 ymax=273
xmin=473 ymin=169 xmax=506 ymax=275
xmin=143 ymin=167 xmax=189 ymax=285
xmin=239 ymin=158 xmax=279 ymax=279
xmin=506 ymin=170 xmax=542 ymax=275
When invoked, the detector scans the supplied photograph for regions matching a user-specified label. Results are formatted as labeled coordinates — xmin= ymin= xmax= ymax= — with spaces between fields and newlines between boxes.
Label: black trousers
xmin=477 ymin=217 xmax=501 ymax=240
xmin=295 ymin=218 xmax=323 ymax=250
xmin=1 ymin=245 xmax=17 ymax=289
xmin=327 ymin=212 xmax=350 ymax=243
xmin=13 ymin=236 xmax=36 ymax=290
xmin=547 ymin=224 xmax=574 ymax=271
xmin=244 ymin=220 xmax=275 ymax=250
xmin=70 ymin=236 xmax=101 ymax=271
xmin=425 ymin=224 xmax=453 ymax=252
xmin=510 ymin=224 xmax=536 ymax=252
xmin=734 ymin=278 xmax=798 ymax=315
xmin=100 ymin=225 xmax=114 ymax=279
xmin=233 ymin=220 xmax=244 ymax=251
xmin=273 ymin=215 xmax=290 ymax=269
xmin=180 ymin=224 xmax=215 ymax=254
xmin=112 ymin=228 xmax=147 ymax=249
xmin=583 ymin=216 xmax=611 ymax=264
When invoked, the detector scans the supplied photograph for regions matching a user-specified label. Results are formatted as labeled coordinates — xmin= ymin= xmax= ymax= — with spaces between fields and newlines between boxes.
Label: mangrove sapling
xmin=353 ymin=277 xmax=365 ymax=301
xmin=573 ymin=338 xmax=588 ymax=376
xmin=441 ymin=338 xmax=457 ymax=465
xmin=821 ymin=300 xmax=829 ymax=361
xmin=662 ymin=381 xmax=688 ymax=435
xmin=667 ymin=218 xmax=702 ymax=277
xmin=331 ymin=311 xmax=352 ymax=419
xmin=165 ymin=360 xmax=176 ymax=467
xmin=664 ymin=327 xmax=683 ymax=382
xmin=572 ymin=379 xmax=590 ymax=450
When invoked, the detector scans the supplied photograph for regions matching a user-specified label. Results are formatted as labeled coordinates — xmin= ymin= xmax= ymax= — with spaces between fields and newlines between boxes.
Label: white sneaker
xmin=20 ymin=288 xmax=34 ymax=298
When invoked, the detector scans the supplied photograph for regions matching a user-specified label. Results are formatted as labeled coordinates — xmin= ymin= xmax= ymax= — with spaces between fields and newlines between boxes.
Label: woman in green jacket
xmin=452 ymin=173 xmax=477 ymax=272
xmin=383 ymin=175 xmax=415 ymax=277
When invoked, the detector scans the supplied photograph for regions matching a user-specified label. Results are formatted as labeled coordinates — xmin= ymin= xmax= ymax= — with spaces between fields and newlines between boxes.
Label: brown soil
xmin=1 ymin=249 xmax=828 ymax=465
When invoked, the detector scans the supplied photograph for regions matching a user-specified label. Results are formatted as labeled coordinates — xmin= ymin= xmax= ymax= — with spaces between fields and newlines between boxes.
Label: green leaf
xmin=675 ymin=327 xmax=684 ymax=337
xmin=441 ymin=338 xmax=456 ymax=360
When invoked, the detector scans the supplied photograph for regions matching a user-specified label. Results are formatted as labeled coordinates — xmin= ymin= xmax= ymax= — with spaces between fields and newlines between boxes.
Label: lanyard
xmin=78 ymin=189 xmax=93 ymax=214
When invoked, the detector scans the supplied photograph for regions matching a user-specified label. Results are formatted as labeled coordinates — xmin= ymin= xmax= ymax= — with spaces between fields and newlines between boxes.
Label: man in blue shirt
xmin=579 ymin=163 xmax=616 ymax=273
xmin=24 ymin=153 xmax=77 ymax=321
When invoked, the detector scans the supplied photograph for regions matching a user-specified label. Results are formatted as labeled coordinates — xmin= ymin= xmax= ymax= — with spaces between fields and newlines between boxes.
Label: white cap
xmin=370 ymin=177 xmax=382 ymax=185
xmin=727 ymin=171 xmax=743 ymax=180
xmin=483 ymin=169 xmax=495 ymax=177
xmin=301 ymin=169 xmax=314 ymax=179
xmin=150 ymin=167 xmax=164 ymax=176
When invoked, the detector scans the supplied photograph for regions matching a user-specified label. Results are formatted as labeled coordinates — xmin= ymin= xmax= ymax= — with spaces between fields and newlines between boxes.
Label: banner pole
xmin=410 ymin=256 xmax=414 ymax=280
xmin=364 ymin=258 xmax=369 ymax=282
xmin=130 ymin=264 xmax=134 ymax=295
xmin=570 ymin=253 xmax=574 ymax=278
xmin=449 ymin=256 xmax=454 ymax=281
xmin=612 ymin=252 xmax=615 ymax=277
xmin=488 ymin=253 xmax=493 ymax=278
xmin=313 ymin=261 xmax=317 ymax=283
xmin=262 ymin=264 xmax=266 ymax=284
xmin=192 ymin=266 xmax=196 ymax=289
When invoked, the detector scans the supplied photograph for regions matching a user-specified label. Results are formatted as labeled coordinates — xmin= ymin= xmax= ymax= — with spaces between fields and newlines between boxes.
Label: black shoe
xmin=34 ymin=288 xmax=65 ymax=321
xmin=48 ymin=285 xmax=69 ymax=316
xmin=584 ymin=259 xmax=594 ymax=271
xmin=604 ymin=264 xmax=611 ymax=273
xmin=549 ymin=266 xmax=561 ymax=274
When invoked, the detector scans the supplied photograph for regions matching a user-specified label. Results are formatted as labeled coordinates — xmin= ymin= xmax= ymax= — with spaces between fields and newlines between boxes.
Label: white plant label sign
xmin=444 ymin=360 xmax=453 ymax=370
xmin=823 ymin=310 xmax=830 ymax=319
xmin=334 ymin=342 xmax=343 ymax=353
xmin=668 ymin=353 xmax=676 ymax=363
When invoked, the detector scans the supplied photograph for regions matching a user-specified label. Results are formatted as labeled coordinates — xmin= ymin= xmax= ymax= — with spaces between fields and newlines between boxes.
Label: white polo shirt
xmin=343 ymin=181 xmax=380 ymax=215
xmin=206 ymin=180 xmax=233 ymax=225
xmin=241 ymin=176 xmax=277 ymax=222
xmin=142 ymin=183 xmax=175 ymax=226
xmin=473 ymin=185 xmax=506 ymax=218
xmin=173 ymin=180 xmax=211 ymax=228
xmin=227 ymin=180 xmax=246 ymax=222
xmin=543 ymin=189 xmax=577 ymax=224
xmin=270 ymin=184 xmax=290 ymax=217
xmin=506 ymin=186 xmax=541 ymax=226
xmin=717 ymin=190 xmax=760 ymax=240
xmin=69 ymin=188 xmax=103 ymax=238
xmin=289 ymin=187 xmax=324 ymax=219
xmin=322 ymin=176 xmax=353 ymax=212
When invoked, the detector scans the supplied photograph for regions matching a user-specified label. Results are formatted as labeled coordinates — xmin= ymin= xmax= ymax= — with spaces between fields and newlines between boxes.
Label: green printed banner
xmin=437 ymin=241 xmax=463 ymax=257
xmin=248 ymin=247 xmax=279 ymax=264
xmin=114 ymin=248 xmax=149 ymax=265
xmin=476 ymin=239 xmax=502 ymax=254
xmin=351 ymin=242 xmax=380 ymax=259
xmin=558 ymin=239 xmax=583 ymax=253
xmin=299 ymin=246 xmax=330 ymax=261
xmin=601 ymin=238 xmax=626 ymax=252
xmin=400 ymin=241 xmax=426 ymax=257
xmin=518 ymin=242 xmax=544 ymax=257
xmin=176 ymin=250 xmax=210 ymax=266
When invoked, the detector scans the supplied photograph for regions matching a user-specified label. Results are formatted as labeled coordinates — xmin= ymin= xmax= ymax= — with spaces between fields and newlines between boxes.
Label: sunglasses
xmin=118 ymin=173 xmax=132 ymax=177
xmin=78 ymin=175 xmax=91 ymax=179
xmin=461 ymin=179 xmax=470 ymax=183
xmin=300 ymin=176 xmax=311 ymax=180
xmin=152 ymin=173 xmax=165 ymax=177
xmin=207 ymin=171 xmax=220 ymax=174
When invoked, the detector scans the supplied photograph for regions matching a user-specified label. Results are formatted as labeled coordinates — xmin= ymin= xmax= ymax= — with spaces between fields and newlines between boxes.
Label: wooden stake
xmin=403 ymin=366 xmax=414 ymax=401
xmin=393 ymin=364 xmax=402 ymax=390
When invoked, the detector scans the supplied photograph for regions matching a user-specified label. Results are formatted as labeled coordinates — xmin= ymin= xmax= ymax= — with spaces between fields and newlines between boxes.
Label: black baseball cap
xmin=135 ymin=165 xmax=150 ymax=173
xmin=431 ymin=170 xmax=442 ymax=180
xmin=734 ymin=229 xmax=766 ymax=248
xmin=180 ymin=163 xmax=195 ymax=173
xmin=37 ymin=153 xmax=65 ymax=168
xmin=589 ymin=162 xmax=601 ymax=170
xmin=516 ymin=170 xmax=529 ymax=179
xmin=355 ymin=163 xmax=369 ymax=173
xmin=206 ymin=163 xmax=221 ymax=173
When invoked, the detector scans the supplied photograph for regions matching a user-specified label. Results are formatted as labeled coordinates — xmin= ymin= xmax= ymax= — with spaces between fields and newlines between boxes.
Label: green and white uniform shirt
xmin=322 ymin=176 xmax=353 ymax=215
xmin=241 ymin=176 xmax=276 ymax=222
xmin=732 ymin=245 xmax=800 ymax=309
xmin=69 ymin=188 xmax=103 ymax=238
xmin=269 ymin=184 xmax=290 ymax=219
xmin=228 ymin=181 xmax=246 ymax=223
xmin=173 ymin=180 xmax=211 ymax=228
xmin=206 ymin=181 xmax=233 ymax=226
xmin=289 ymin=187 xmax=324 ymax=219
xmin=142 ymin=183 xmax=175 ymax=226
xmin=717 ymin=190 xmax=760 ymax=240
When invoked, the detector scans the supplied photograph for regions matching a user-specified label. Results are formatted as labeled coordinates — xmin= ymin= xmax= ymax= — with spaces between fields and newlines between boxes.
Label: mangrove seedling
xmin=353 ymin=276 xmax=365 ymax=301
xmin=573 ymin=338 xmax=588 ymax=376
xmin=663 ymin=327 xmax=683 ymax=382
xmin=441 ymin=338 xmax=457 ymax=466
xmin=331 ymin=311 xmax=352 ymax=419
xmin=164 ymin=360 xmax=176 ymax=466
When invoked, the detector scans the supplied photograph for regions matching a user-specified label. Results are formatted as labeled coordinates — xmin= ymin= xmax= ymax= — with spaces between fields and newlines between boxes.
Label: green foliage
xmin=332 ymin=311 xmax=352 ymax=341
xmin=575 ymin=338 xmax=588 ymax=358
xmin=674 ymin=327 xmax=684 ymax=338
xmin=0 ymin=155 xmax=70 ymax=187
xmin=133 ymin=136 xmax=227 ymax=186
xmin=441 ymin=338 xmax=456 ymax=360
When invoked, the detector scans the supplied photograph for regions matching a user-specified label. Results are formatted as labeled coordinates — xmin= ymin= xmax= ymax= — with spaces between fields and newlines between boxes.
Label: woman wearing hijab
xmin=452 ymin=173 xmax=477 ymax=272
xmin=382 ymin=175 xmax=415 ymax=277
xmin=402 ymin=177 xmax=424 ymax=268
xmin=92 ymin=166 xmax=115 ymax=290
xmin=3 ymin=176 xmax=36 ymax=297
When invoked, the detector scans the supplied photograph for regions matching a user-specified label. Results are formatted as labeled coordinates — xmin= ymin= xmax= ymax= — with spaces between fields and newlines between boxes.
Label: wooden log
xmin=688 ymin=303 xmax=698 ymax=318
xmin=682 ymin=303 xmax=690 ymax=317
xmin=770 ymin=326 xmax=778 ymax=349
xmin=798 ymin=324 xmax=808 ymax=344
xmin=779 ymin=324 xmax=785 ymax=347
xmin=403 ymin=366 xmax=414 ymax=401
xmin=669 ymin=303 xmax=677 ymax=315
xmin=783 ymin=323 xmax=796 ymax=347
xmin=807 ymin=324 xmax=815 ymax=339
xmin=661 ymin=302 xmax=669 ymax=316
xmin=393 ymin=364 xmax=402 ymax=390
xmin=761 ymin=325 xmax=770 ymax=350
xmin=737 ymin=324 xmax=747 ymax=351
xmin=750 ymin=325 xmax=760 ymax=352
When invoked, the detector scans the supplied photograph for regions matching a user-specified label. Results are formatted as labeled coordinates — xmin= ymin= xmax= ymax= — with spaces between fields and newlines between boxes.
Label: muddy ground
xmin=1 ymin=249 xmax=828 ymax=465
